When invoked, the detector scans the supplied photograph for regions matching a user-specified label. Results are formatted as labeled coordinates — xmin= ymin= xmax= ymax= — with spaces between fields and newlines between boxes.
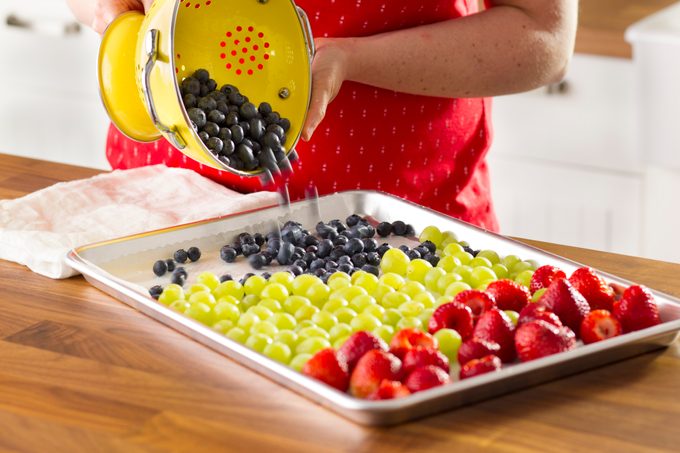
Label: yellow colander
xmin=98 ymin=0 xmax=314 ymax=177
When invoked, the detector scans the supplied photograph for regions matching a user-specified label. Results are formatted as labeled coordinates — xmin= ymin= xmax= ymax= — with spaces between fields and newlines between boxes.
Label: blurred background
xmin=0 ymin=0 xmax=679 ymax=263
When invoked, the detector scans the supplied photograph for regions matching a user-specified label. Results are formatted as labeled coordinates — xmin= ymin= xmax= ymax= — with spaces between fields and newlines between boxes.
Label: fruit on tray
xmin=150 ymin=220 xmax=664 ymax=400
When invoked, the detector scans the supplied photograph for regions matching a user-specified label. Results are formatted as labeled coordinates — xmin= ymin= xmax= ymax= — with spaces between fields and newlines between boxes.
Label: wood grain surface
xmin=0 ymin=153 xmax=679 ymax=452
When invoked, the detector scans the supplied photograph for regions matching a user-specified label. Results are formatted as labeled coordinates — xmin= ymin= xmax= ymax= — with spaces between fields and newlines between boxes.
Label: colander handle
xmin=296 ymin=7 xmax=315 ymax=59
xmin=142 ymin=29 xmax=186 ymax=150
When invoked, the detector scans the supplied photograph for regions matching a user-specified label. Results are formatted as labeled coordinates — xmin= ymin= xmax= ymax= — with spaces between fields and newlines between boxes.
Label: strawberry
xmin=402 ymin=347 xmax=450 ymax=375
xmin=453 ymin=290 xmax=496 ymax=320
xmin=367 ymin=379 xmax=411 ymax=400
xmin=457 ymin=338 xmax=501 ymax=366
xmin=459 ymin=355 xmax=502 ymax=380
xmin=486 ymin=279 xmax=531 ymax=312
xmin=538 ymin=278 xmax=590 ymax=336
xmin=580 ymin=310 xmax=623 ymax=344
xmin=569 ymin=267 xmax=616 ymax=311
xmin=403 ymin=366 xmax=450 ymax=393
xmin=472 ymin=309 xmax=516 ymax=362
xmin=350 ymin=350 xmax=402 ymax=398
xmin=302 ymin=348 xmax=350 ymax=391
xmin=428 ymin=302 xmax=474 ymax=339
xmin=338 ymin=331 xmax=388 ymax=372
xmin=530 ymin=265 xmax=567 ymax=294
xmin=515 ymin=320 xmax=576 ymax=362
xmin=612 ymin=285 xmax=661 ymax=333
xmin=389 ymin=328 xmax=438 ymax=360
xmin=518 ymin=303 xmax=563 ymax=328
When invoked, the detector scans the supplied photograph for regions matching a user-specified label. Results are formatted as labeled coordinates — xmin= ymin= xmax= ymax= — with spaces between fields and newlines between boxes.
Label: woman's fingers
xmin=303 ymin=73 xmax=332 ymax=141
xmin=92 ymin=0 xmax=145 ymax=35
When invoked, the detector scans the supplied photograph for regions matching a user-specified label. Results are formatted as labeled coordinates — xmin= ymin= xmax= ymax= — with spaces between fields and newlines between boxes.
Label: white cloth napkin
xmin=0 ymin=165 xmax=279 ymax=279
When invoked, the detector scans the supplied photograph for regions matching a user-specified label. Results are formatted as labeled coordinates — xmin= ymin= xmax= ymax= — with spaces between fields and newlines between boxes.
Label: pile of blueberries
xmin=180 ymin=68 xmax=291 ymax=173
xmin=149 ymin=246 xmax=202 ymax=298
xmin=219 ymin=214 xmax=441 ymax=282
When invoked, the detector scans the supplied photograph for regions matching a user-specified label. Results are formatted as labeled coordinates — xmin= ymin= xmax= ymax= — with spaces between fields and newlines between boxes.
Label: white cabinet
xmin=0 ymin=0 xmax=110 ymax=169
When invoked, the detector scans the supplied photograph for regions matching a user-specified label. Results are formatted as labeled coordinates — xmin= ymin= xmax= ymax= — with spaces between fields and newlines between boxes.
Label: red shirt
xmin=106 ymin=0 xmax=499 ymax=231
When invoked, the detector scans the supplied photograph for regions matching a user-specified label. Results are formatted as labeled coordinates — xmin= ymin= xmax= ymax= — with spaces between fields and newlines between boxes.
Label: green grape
xmin=158 ymin=284 xmax=185 ymax=305
xmin=226 ymin=327 xmax=247 ymax=344
xmin=295 ymin=319 xmax=316 ymax=332
xmin=435 ymin=295 xmax=454 ymax=307
xmin=212 ymin=280 xmax=245 ymax=301
xmin=419 ymin=225 xmax=443 ymax=247
xmin=502 ymin=254 xmax=522 ymax=268
xmin=349 ymin=294 xmax=377 ymax=313
xmin=328 ymin=276 xmax=351 ymax=291
xmin=437 ymin=272 xmax=463 ymax=294
xmin=196 ymin=272 xmax=220 ymax=291
xmin=380 ymin=248 xmax=410 ymax=276
xmin=476 ymin=281 xmax=494 ymax=291
xmin=295 ymin=337 xmax=331 ymax=355
xmin=492 ymin=263 xmax=509 ymax=280
xmin=260 ymin=282 xmax=289 ymax=302
xmin=213 ymin=301 xmax=240 ymax=323
xmin=379 ymin=273 xmax=406 ymax=290
xmin=525 ymin=260 xmax=540 ymax=270
xmin=241 ymin=294 xmax=259 ymax=310
xmin=322 ymin=298 xmax=348 ymax=312
xmin=185 ymin=302 xmax=214 ymax=325
xmin=443 ymin=242 xmax=465 ymax=257
xmin=400 ymin=281 xmax=427 ymax=299
xmin=373 ymin=324 xmax=395 ymax=344
xmin=439 ymin=231 xmax=459 ymax=248
xmin=515 ymin=270 xmax=534 ymax=289
xmin=245 ymin=333 xmax=272 ymax=353
xmin=436 ymin=255 xmax=461 ymax=273
xmin=532 ymin=288 xmax=547 ymax=302
xmin=476 ymin=250 xmax=501 ymax=265
xmin=350 ymin=313 xmax=382 ymax=332
xmin=283 ymin=295 xmax=312 ymax=314
xmin=334 ymin=307 xmax=359 ymax=324
xmin=264 ymin=341 xmax=292 ymax=364
xmin=362 ymin=304 xmax=385 ymax=319
xmin=350 ymin=270 xmax=369 ymax=284
xmin=305 ymin=283 xmax=331 ymax=307
xmin=248 ymin=305 xmax=274 ymax=320
xmin=294 ymin=304 xmax=319 ymax=322
xmin=250 ymin=321 xmax=279 ymax=337
xmin=189 ymin=291 xmax=216 ymax=306
xmin=298 ymin=326 xmax=330 ymax=341
xmin=453 ymin=265 xmax=474 ymax=284
xmin=424 ymin=267 xmax=447 ymax=292
xmin=470 ymin=266 xmax=497 ymax=288
xmin=381 ymin=291 xmax=411 ymax=309
xmin=433 ymin=328 xmax=462 ymax=363
xmin=311 ymin=311 xmax=338 ymax=331
xmin=397 ymin=316 xmax=423 ymax=331
xmin=332 ymin=285 xmax=367 ymax=303
xmin=270 ymin=312 xmax=297 ymax=330
xmin=269 ymin=271 xmax=295 ymax=291
xmin=452 ymin=251 xmax=473 ymax=265
xmin=469 ymin=256 xmax=493 ymax=268
xmin=444 ymin=281 xmax=473 ymax=298
xmin=510 ymin=261 xmax=534 ymax=275
xmin=289 ymin=353 xmax=313 ymax=372
xmin=412 ymin=291 xmax=435 ymax=309
xmin=504 ymin=310 xmax=520 ymax=326
xmin=329 ymin=323 xmax=353 ymax=342
xmin=372 ymin=283 xmax=395 ymax=304
xmin=458 ymin=240 xmax=470 ymax=248
xmin=399 ymin=300 xmax=425 ymax=318
xmin=328 ymin=272 xmax=351 ymax=285
xmin=418 ymin=308 xmax=434 ymax=326
xmin=244 ymin=275 xmax=268 ymax=297
xmin=169 ymin=300 xmax=190 ymax=312
xmin=212 ymin=319 xmax=235 ymax=335
xmin=237 ymin=312 xmax=261 ymax=331
xmin=382 ymin=308 xmax=403 ymax=327
xmin=353 ymin=273 xmax=380 ymax=294
xmin=216 ymin=294 xmax=241 ymax=307
xmin=291 ymin=274 xmax=322 ymax=296
xmin=333 ymin=336 xmax=350 ymax=350
xmin=258 ymin=298 xmax=283 ymax=313
xmin=274 ymin=329 xmax=299 ymax=349
xmin=186 ymin=283 xmax=211 ymax=297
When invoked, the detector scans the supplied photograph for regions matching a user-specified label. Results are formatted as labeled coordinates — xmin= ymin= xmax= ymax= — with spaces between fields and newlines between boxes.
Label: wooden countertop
xmin=1 ymin=153 xmax=679 ymax=451
xmin=576 ymin=0 xmax=678 ymax=58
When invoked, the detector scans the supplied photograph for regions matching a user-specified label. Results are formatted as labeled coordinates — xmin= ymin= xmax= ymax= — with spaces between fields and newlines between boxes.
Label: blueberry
xmin=181 ymin=77 xmax=201 ymax=96
xmin=367 ymin=252 xmax=381 ymax=266
xmin=188 ymin=108 xmax=206 ymax=128
xmin=304 ymin=235 xmax=319 ymax=247
xmin=421 ymin=241 xmax=437 ymax=254
xmin=363 ymin=238 xmax=378 ymax=253
xmin=359 ymin=225 xmax=375 ymax=238
xmin=193 ymin=69 xmax=209 ymax=82
xmin=346 ymin=214 xmax=362 ymax=227
xmin=281 ymin=225 xmax=303 ymax=244
xmin=242 ymin=244 xmax=260 ymax=257
xmin=171 ymin=273 xmax=186 ymax=286
xmin=362 ymin=265 xmax=380 ymax=277
xmin=239 ymin=121 xmax=251 ymax=134
xmin=253 ymin=233 xmax=265 ymax=247
xmin=328 ymin=219 xmax=346 ymax=233
xmin=329 ymin=247 xmax=346 ymax=261
xmin=220 ymin=274 xmax=233 ymax=282
xmin=325 ymin=260 xmax=339 ymax=271
xmin=334 ymin=236 xmax=348 ymax=247
xmin=216 ymin=101 xmax=229 ymax=114
xmin=392 ymin=221 xmax=407 ymax=236
xmin=220 ymin=246 xmax=238 ymax=263
xmin=230 ymin=158 xmax=244 ymax=170
xmin=287 ymin=265 xmax=301 ymax=276
xmin=316 ymin=239 xmax=333 ymax=258
xmin=204 ymin=122 xmax=220 ymax=138
xmin=266 ymin=124 xmax=285 ymax=140
xmin=310 ymin=258 xmax=326 ymax=272
xmin=248 ymin=253 xmax=268 ymax=270
xmin=187 ymin=247 xmax=201 ymax=262
xmin=302 ymin=252 xmax=316 ymax=265
xmin=248 ymin=118 xmax=266 ymax=141
xmin=351 ymin=253 xmax=367 ymax=268
xmin=267 ymin=239 xmax=281 ymax=254
xmin=293 ymin=259 xmax=308 ymax=271
xmin=228 ymin=92 xmax=246 ymax=106
xmin=149 ymin=285 xmax=163 ymax=299
xmin=338 ymin=255 xmax=352 ymax=265
xmin=406 ymin=249 xmax=421 ymax=260
xmin=206 ymin=79 xmax=217 ymax=92
xmin=218 ymin=127 xmax=232 ymax=142
xmin=206 ymin=137 xmax=224 ymax=154
xmin=261 ymin=272 xmax=272 ymax=280
xmin=222 ymin=140 xmax=235 ymax=156
xmin=344 ymin=238 xmax=364 ymax=255
xmin=314 ymin=268 xmax=328 ymax=278
xmin=240 ymin=102 xmax=258 ymax=121
xmin=183 ymin=93 xmax=197 ymax=109
xmin=225 ymin=112 xmax=240 ymax=127
xmin=316 ymin=222 xmax=337 ymax=239
xmin=263 ymin=132 xmax=281 ymax=149
xmin=221 ymin=84 xmax=238 ymax=96
xmin=265 ymin=112 xmax=281 ymax=125
xmin=415 ymin=246 xmax=430 ymax=257
xmin=377 ymin=243 xmax=391 ymax=256
xmin=426 ymin=255 xmax=440 ymax=266
xmin=258 ymin=102 xmax=273 ymax=116
xmin=273 ymin=145 xmax=286 ymax=163
xmin=293 ymin=246 xmax=305 ymax=260
xmin=240 ymin=273 xmax=255 ymax=285
xmin=198 ymin=131 xmax=210 ymax=143
xmin=230 ymin=125 xmax=245 ymax=144
xmin=208 ymin=110 xmax=226 ymax=125
xmin=174 ymin=267 xmax=188 ymax=279
xmin=338 ymin=263 xmax=353 ymax=274
xmin=174 ymin=249 xmax=188 ymax=263
xmin=165 ymin=259 xmax=176 ymax=272
xmin=238 ymin=232 xmax=255 ymax=245
xmin=199 ymin=84 xmax=210 ymax=97
xmin=197 ymin=97 xmax=217 ymax=111
xmin=279 ymin=118 xmax=291 ymax=132
xmin=208 ymin=90 xmax=226 ymax=103
xmin=228 ymin=104 xmax=240 ymax=113
xmin=261 ymin=250 xmax=274 ymax=265
xmin=405 ymin=224 xmax=416 ymax=237
xmin=398 ymin=245 xmax=410 ymax=253
xmin=277 ymin=241 xmax=295 ymax=265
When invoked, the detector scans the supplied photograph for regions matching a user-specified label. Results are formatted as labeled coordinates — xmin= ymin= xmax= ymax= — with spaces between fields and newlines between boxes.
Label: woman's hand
xmin=302 ymin=38 xmax=352 ymax=142
xmin=67 ymin=0 xmax=153 ymax=35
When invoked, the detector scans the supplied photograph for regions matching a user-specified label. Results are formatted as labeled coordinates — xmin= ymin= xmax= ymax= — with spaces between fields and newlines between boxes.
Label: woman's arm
xmin=303 ymin=0 xmax=577 ymax=139
xmin=66 ymin=0 xmax=151 ymax=34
